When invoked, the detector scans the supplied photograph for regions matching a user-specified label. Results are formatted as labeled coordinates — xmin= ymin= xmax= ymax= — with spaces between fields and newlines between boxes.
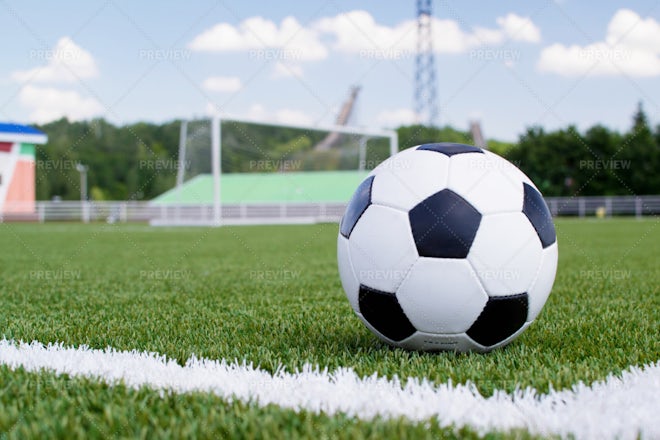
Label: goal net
xmin=150 ymin=117 xmax=397 ymax=226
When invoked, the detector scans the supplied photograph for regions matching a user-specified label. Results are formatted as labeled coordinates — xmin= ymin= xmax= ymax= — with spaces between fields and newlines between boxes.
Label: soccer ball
xmin=337 ymin=143 xmax=558 ymax=352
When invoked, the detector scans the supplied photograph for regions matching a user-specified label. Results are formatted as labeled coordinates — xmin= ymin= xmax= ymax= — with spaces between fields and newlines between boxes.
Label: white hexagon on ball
xmin=447 ymin=152 xmax=524 ymax=215
xmin=371 ymin=148 xmax=450 ymax=212
xmin=337 ymin=235 xmax=360 ymax=312
xmin=527 ymin=242 xmax=559 ymax=321
xmin=467 ymin=212 xmax=544 ymax=297
xmin=348 ymin=205 xmax=419 ymax=293
xmin=397 ymin=258 xmax=488 ymax=334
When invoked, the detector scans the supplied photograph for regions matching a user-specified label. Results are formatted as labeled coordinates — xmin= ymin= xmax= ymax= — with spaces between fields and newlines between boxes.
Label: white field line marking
xmin=0 ymin=340 xmax=658 ymax=440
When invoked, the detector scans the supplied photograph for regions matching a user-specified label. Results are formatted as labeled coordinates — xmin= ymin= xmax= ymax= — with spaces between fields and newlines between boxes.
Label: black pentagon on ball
xmin=340 ymin=175 xmax=375 ymax=238
xmin=358 ymin=284 xmax=416 ymax=342
xmin=409 ymin=189 xmax=482 ymax=259
xmin=522 ymin=183 xmax=557 ymax=248
xmin=467 ymin=293 xmax=528 ymax=347
xmin=417 ymin=142 xmax=483 ymax=156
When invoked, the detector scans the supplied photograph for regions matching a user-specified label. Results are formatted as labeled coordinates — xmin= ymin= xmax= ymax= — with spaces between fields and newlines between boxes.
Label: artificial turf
xmin=0 ymin=219 xmax=657 ymax=438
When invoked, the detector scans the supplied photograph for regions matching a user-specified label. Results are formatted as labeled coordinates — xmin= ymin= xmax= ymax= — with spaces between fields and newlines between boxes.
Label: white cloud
xmin=245 ymin=103 xmax=269 ymax=120
xmin=18 ymin=85 xmax=103 ymax=123
xmin=205 ymin=104 xmax=315 ymax=126
xmin=202 ymin=76 xmax=242 ymax=92
xmin=12 ymin=37 xmax=99 ymax=83
xmin=272 ymin=62 xmax=304 ymax=78
xmin=538 ymin=9 xmax=660 ymax=77
xmin=496 ymin=13 xmax=541 ymax=43
xmin=274 ymin=108 xmax=314 ymax=125
xmin=376 ymin=108 xmax=419 ymax=127
xmin=471 ymin=27 xmax=506 ymax=46
xmin=189 ymin=11 xmax=540 ymax=62
xmin=606 ymin=9 xmax=660 ymax=51
xmin=245 ymin=104 xmax=315 ymax=125
xmin=314 ymin=10 xmax=417 ymax=56
xmin=314 ymin=10 xmax=541 ymax=58
xmin=204 ymin=102 xmax=221 ymax=118
xmin=189 ymin=16 xmax=327 ymax=61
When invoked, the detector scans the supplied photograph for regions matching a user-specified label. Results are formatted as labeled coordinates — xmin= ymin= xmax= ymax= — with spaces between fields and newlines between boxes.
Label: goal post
xmin=151 ymin=116 xmax=398 ymax=226
xmin=212 ymin=116 xmax=221 ymax=226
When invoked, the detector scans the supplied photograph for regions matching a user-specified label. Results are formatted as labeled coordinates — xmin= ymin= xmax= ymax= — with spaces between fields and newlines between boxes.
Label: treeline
xmin=394 ymin=103 xmax=660 ymax=196
xmin=34 ymin=103 xmax=659 ymax=200
xmin=35 ymin=118 xmax=181 ymax=201
xmin=508 ymin=103 xmax=660 ymax=196
xmin=35 ymin=118 xmax=372 ymax=201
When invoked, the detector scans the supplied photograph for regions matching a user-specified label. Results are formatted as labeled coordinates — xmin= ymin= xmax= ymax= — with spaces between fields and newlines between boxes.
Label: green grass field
xmin=0 ymin=219 xmax=658 ymax=438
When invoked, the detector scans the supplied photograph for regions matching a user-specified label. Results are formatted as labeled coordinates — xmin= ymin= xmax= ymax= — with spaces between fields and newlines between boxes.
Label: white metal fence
xmin=0 ymin=201 xmax=348 ymax=225
xmin=0 ymin=196 xmax=658 ymax=224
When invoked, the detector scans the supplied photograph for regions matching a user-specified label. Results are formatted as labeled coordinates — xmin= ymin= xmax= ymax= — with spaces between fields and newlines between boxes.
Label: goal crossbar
xmin=167 ymin=116 xmax=398 ymax=227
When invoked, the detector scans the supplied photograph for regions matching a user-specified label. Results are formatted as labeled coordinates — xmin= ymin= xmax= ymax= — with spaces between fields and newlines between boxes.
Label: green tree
xmin=33 ymin=107 xmax=658 ymax=201
xmin=581 ymin=125 xmax=621 ymax=195
xmin=615 ymin=101 xmax=659 ymax=194
xmin=396 ymin=125 xmax=472 ymax=150
xmin=507 ymin=126 xmax=587 ymax=196
xmin=506 ymin=102 xmax=659 ymax=196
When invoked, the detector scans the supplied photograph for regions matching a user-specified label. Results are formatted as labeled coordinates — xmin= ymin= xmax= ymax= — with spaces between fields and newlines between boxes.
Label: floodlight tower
xmin=415 ymin=0 xmax=438 ymax=126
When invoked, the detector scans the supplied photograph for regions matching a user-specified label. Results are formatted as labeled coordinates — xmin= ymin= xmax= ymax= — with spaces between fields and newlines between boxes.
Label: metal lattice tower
xmin=415 ymin=0 xmax=438 ymax=126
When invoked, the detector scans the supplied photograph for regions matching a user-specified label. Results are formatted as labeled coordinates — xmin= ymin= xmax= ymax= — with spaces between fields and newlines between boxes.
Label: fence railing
xmin=545 ymin=196 xmax=659 ymax=217
xmin=0 ymin=196 xmax=658 ymax=224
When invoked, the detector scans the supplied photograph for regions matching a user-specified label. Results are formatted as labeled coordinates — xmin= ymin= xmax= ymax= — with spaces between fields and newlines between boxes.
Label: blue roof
xmin=0 ymin=123 xmax=45 ymax=136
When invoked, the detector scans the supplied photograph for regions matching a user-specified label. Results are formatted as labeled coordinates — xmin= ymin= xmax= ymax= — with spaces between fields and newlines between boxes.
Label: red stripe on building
xmin=4 ymin=160 xmax=35 ymax=213
xmin=0 ymin=142 xmax=13 ymax=152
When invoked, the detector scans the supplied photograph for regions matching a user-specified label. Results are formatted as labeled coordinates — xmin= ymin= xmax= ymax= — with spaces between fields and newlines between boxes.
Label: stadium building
xmin=0 ymin=123 xmax=47 ymax=214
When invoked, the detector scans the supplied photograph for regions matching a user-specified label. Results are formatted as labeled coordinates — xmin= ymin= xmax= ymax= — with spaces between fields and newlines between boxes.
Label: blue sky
xmin=0 ymin=0 xmax=658 ymax=141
